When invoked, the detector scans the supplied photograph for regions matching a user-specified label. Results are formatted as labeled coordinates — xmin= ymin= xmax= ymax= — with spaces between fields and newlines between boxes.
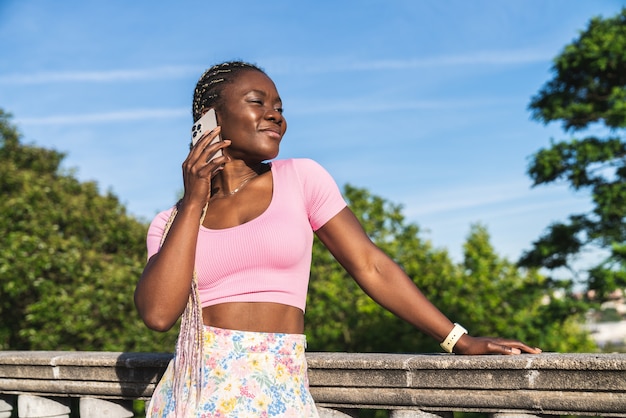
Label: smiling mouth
xmin=261 ymin=128 xmax=282 ymax=139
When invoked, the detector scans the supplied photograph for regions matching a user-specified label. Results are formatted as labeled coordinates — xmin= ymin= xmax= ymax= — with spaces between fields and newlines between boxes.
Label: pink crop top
xmin=146 ymin=158 xmax=347 ymax=312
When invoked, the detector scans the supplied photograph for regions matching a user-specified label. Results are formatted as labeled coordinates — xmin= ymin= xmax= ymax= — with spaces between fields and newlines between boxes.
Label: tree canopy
xmin=521 ymin=8 xmax=626 ymax=300
xmin=0 ymin=109 xmax=175 ymax=352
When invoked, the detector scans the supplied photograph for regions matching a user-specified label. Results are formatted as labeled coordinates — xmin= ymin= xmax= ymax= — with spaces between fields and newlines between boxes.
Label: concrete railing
xmin=0 ymin=351 xmax=625 ymax=417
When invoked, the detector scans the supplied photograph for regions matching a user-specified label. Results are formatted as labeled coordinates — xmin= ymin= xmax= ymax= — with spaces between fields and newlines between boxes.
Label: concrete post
xmin=317 ymin=407 xmax=359 ymax=417
xmin=390 ymin=410 xmax=453 ymax=418
xmin=0 ymin=395 xmax=14 ymax=418
xmin=79 ymin=398 xmax=134 ymax=417
xmin=17 ymin=395 xmax=70 ymax=418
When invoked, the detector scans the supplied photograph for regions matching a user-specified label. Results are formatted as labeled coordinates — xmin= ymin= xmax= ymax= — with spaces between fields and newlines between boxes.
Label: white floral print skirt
xmin=147 ymin=325 xmax=319 ymax=417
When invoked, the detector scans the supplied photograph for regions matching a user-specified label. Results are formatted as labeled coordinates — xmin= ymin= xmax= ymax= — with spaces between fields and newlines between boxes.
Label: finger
xmin=499 ymin=340 xmax=543 ymax=354
xmin=504 ymin=346 xmax=522 ymax=355
xmin=193 ymin=126 xmax=221 ymax=148
xmin=199 ymin=141 xmax=231 ymax=175
xmin=186 ymin=137 xmax=229 ymax=175
xmin=187 ymin=127 xmax=222 ymax=164
xmin=202 ymin=139 xmax=231 ymax=163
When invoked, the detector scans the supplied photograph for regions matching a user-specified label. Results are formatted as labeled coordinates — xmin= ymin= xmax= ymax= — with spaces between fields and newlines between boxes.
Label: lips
xmin=260 ymin=126 xmax=282 ymax=139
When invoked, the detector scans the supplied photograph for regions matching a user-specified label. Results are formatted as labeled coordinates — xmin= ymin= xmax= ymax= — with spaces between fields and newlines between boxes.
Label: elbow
xmin=137 ymin=305 xmax=178 ymax=332
xmin=134 ymin=294 xmax=178 ymax=332
xmin=142 ymin=315 xmax=176 ymax=333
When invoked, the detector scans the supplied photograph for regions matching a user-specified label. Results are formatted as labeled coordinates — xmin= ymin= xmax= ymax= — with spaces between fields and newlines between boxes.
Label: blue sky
xmin=1 ymin=0 xmax=624 ymax=262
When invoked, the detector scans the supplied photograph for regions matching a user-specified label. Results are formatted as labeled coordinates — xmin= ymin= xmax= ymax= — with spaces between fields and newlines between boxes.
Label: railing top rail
xmin=1 ymin=351 xmax=624 ymax=368
xmin=1 ymin=351 xmax=625 ymax=416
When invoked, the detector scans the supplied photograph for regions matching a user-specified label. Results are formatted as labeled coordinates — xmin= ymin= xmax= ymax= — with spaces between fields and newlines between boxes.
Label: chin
xmin=263 ymin=147 xmax=280 ymax=160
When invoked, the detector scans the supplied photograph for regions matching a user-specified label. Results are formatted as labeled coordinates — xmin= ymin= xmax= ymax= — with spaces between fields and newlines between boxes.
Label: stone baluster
xmin=390 ymin=410 xmax=453 ymax=418
xmin=317 ymin=407 xmax=359 ymax=417
xmin=17 ymin=395 xmax=70 ymax=418
xmin=79 ymin=398 xmax=134 ymax=418
xmin=0 ymin=395 xmax=14 ymax=418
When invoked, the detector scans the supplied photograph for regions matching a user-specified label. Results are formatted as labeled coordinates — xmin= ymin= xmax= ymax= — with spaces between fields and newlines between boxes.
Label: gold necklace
xmin=211 ymin=173 xmax=258 ymax=199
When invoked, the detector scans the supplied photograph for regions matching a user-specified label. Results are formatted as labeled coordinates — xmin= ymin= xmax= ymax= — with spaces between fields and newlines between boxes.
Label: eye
xmin=275 ymin=107 xmax=284 ymax=114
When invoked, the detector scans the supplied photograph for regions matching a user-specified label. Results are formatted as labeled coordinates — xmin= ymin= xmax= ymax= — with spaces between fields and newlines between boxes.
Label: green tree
xmin=0 ymin=110 xmax=176 ymax=352
xmin=520 ymin=8 xmax=626 ymax=300
xmin=452 ymin=224 xmax=594 ymax=352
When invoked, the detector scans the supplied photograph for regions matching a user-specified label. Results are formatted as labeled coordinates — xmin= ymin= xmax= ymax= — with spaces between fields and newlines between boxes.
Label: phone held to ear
xmin=191 ymin=108 xmax=223 ymax=162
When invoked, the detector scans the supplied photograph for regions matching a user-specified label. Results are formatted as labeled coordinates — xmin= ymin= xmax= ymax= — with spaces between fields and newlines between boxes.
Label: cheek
xmin=219 ymin=115 xmax=245 ymax=139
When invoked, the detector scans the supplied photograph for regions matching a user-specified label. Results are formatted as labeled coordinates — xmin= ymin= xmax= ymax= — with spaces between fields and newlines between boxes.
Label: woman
xmin=135 ymin=61 xmax=541 ymax=417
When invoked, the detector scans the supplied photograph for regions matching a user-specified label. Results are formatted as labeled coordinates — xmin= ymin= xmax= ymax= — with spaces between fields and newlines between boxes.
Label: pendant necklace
xmin=228 ymin=175 xmax=256 ymax=195
xmin=212 ymin=173 xmax=258 ymax=199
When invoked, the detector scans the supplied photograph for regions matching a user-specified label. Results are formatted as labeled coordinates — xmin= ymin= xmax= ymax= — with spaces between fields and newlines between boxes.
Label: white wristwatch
xmin=440 ymin=323 xmax=468 ymax=353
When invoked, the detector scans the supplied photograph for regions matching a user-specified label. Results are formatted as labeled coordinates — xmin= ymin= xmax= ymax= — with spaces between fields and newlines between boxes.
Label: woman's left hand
xmin=453 ymin=334 xmax=542 ymax=355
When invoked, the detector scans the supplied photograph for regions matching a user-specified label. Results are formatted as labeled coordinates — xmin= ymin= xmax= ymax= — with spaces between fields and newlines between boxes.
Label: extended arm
xmin=315 ymin=207 xmax=542 ymax=355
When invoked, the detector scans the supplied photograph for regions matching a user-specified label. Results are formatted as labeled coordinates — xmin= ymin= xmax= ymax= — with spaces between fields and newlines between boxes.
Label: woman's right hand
xmin=135 ymin=129 xmax=230 ymax=332
xmin=181 ymin=127 xmax=231 ymax=208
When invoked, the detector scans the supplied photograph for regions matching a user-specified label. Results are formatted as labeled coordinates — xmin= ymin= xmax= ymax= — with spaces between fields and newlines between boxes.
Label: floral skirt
xmin=147 ymin=325 xmax=319 ymax=417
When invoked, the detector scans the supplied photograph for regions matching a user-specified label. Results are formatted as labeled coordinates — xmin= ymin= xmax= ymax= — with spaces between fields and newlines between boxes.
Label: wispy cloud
xmin=0 ymin=66 xmax=200 ymax=85
xmin=0 ymin=48 xmax=552 ymax=86
xmin=289 ymin=97 xmax=520 ymax=115
xmin=400 ymin=181 xmax=553 ymax=217
xmin=399 ymin=181 xmax=591 ymax=222
xmin=14 ymin=94 xmax=518 ymax=126
xmin=15 ymin=108 xmax=188 ymax=126
xmin=267 ymin=49 xmax=553 ymax=75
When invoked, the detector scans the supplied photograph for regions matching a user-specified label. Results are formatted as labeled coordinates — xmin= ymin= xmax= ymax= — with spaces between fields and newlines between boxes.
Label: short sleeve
xmin=146 ymin=207 xmax=175 ymax=260
xmin=292 ymin=159 xmax=347 ymax=231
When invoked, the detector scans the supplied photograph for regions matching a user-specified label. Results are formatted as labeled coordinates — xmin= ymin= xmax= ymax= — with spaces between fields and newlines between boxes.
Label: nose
xmin=265 ymin=108 xmax=284 ymax=124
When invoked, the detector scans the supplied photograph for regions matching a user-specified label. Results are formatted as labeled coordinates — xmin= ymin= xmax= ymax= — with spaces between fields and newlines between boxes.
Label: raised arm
xmin=315 ymin=207 xmax=542 ymax=355
xmin=134 ymin=129 xmax=229 ymax=332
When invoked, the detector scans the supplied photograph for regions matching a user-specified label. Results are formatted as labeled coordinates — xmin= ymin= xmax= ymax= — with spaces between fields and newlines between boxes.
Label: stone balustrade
xmin=0 ymin=351 xmax=625 ymax=417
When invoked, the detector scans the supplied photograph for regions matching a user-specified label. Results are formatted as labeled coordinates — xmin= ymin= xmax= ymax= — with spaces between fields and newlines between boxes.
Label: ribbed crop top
xmin=146 ymin=158 xmax=347 ymax=312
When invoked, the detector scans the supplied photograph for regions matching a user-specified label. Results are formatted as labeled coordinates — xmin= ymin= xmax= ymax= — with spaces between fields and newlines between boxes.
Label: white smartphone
xmin=191 ymin=108 xmax=223 ymax=162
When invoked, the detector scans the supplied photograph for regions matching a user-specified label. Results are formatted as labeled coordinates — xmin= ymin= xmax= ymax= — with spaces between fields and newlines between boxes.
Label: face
xmin=217 ymin=70 xmax=287 ymax=162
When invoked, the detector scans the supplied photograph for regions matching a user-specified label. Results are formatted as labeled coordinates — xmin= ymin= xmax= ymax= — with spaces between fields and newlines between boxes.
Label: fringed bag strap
xmin=158 ymin=201 xmax=208 ymax=417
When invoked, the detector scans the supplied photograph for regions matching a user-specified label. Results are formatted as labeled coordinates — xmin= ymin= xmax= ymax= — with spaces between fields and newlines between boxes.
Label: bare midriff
xmin=202 ymin=302 xmax=305 ymax=334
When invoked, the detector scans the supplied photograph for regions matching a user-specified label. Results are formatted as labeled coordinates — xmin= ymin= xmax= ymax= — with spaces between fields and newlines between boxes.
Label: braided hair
xmin=192 ymin=61 xmax=266 ymax=122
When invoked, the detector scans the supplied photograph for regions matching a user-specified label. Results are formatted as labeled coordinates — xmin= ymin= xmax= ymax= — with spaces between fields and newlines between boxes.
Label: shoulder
xmin=272 ymin=159 xmax=346 ymax=230
xmin=146 ymin=206 xmax=176 ymax=257
xmin=271 ymin=158 xmax=330 ymax=176
xmin=148 ymin=206 xmax=176 ymax=231
xmin=271 ymin=158 xmax=338 ymax=190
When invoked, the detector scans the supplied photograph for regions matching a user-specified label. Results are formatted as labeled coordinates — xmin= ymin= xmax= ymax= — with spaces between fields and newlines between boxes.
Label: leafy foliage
xmin=455 ymin=225 xmax=593 ymax=352
xmin=0 ymin=110 xmax=176 ymax=352
xmin=529 ymin=10 xmax=626 ymax=130
xmin=522 ymin=8 xmax=626 ymax=300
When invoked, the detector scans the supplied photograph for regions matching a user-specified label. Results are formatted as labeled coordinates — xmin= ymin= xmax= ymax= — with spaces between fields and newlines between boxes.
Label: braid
xmin=164 ymin=201 xmax=209 ymax=417
xmin=192 ymin=61 xmax=266 ymax=122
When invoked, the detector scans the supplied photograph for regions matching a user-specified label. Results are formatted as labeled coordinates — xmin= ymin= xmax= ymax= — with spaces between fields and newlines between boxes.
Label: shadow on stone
xmin=114 ymin=352 xmax=171 ymax=401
